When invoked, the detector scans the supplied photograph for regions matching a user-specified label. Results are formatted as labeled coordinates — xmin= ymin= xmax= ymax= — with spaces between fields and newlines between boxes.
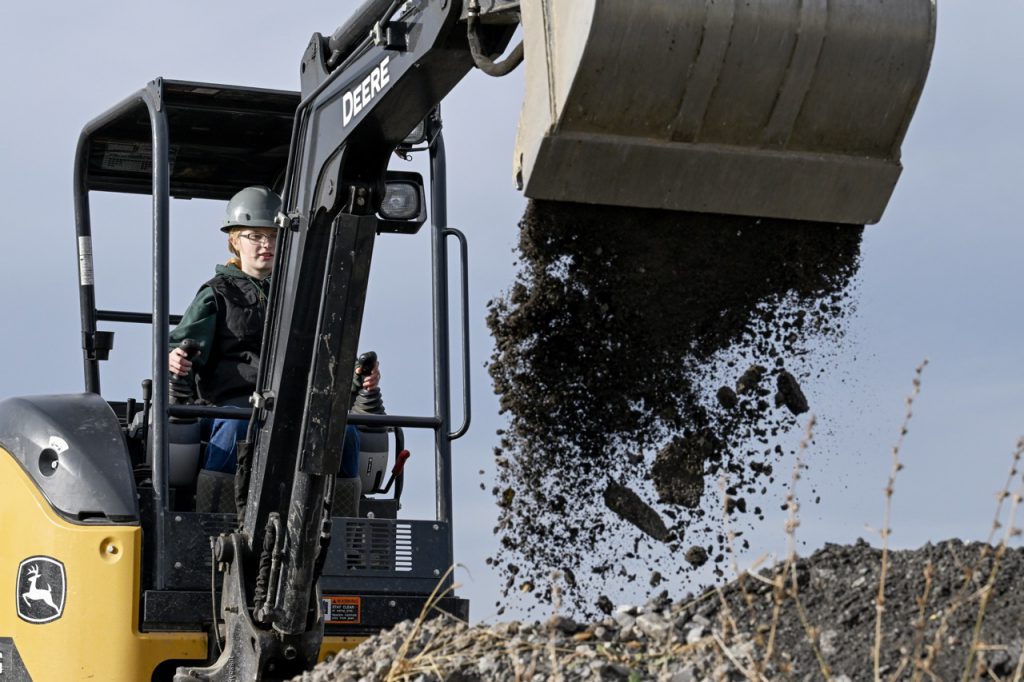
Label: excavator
xmin=0 ymin=0 xmax=936 ymax=680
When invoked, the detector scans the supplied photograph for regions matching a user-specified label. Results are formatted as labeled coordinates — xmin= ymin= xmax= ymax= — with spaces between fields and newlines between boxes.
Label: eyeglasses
xmin=238 ymin=232 xmax=276 ymax=246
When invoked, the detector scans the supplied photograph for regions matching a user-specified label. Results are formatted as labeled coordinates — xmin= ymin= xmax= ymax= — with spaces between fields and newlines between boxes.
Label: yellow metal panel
xmin=319 ymin=635 xmax=369 ymax=662
xmin=0 ymin=450 xmax=207 ymax=681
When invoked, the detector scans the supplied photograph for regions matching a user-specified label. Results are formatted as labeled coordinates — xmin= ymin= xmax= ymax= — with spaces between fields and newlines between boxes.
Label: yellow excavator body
xmin=0 ymin=450 xmax=207 ymax=680
xmin=0 ymin=450 xmax=366 ymax=680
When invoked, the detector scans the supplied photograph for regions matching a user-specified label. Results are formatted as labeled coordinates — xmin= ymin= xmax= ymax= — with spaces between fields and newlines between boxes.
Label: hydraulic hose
xmin=466 ymin=0 xmax=524 ymax=77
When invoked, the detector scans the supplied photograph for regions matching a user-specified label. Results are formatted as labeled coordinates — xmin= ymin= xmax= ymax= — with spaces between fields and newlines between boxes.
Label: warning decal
xmin=321 ymin=596 xmax=361 ymax=625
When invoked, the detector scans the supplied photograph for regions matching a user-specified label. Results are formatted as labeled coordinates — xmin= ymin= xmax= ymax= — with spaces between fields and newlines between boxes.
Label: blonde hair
xmin=226 ymin=227 xmax=244 ymax=268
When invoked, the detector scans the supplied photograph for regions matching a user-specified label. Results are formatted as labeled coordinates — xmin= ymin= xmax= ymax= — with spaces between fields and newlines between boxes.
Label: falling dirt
xmin=486 ymin=200 xmax=862 ymax=613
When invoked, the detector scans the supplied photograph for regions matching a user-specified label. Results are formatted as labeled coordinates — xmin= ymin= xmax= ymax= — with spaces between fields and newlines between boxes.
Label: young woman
xmin=168 ymin=186 xmax=378 ymax=510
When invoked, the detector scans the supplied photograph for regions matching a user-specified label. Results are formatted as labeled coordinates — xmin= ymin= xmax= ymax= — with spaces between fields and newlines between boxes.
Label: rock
xmin=636 ymin=612 xmax=671 ymax=639
xmin=477 ymin=655 xmax=497 ymax=675
xmin=775 ymin=369 xmax=809 ymax=415
xmin=736 ymin=364 xmax=767 ymax=394
xmin=819 ymin=629 xmax=839 ymax=657
xmin=663 ymin=667 xmax=697 ymax=682
xmin=716 ymin=386 xmax=738 ymax=409
xmin=547 ymin=614 xmax=584 ymax=634
xmin=690 ymin=614 xmax=711 ymax=628
xmin=299 ymin=539 xmax=1024 ymax=682
xmin=686 ymin=625 xmax=709 ymax=644
xmin=652 ymin=433 xmax=720 ymax=508
xmin=685 ymin=546 xmax=709 ymax=567
xmin=725 ymin=496 xmax=746 ymax=515
xmin=612 ymin=610 xmax=636 ymax=631
xmin=603 ymin=480 xmax=670 ymax=541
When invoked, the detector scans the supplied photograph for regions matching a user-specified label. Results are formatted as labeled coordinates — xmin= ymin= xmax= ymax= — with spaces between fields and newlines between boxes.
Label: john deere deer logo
xmin=16 ymin=557 xmax=66 ymax=623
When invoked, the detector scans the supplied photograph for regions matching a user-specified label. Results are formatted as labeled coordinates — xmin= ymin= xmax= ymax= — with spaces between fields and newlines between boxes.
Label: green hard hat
xmin=221 ymin=186 xmax=282 ymax=232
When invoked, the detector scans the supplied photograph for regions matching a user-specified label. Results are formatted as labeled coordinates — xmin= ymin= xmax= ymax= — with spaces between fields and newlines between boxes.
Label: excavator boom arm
xmin=175 ymin=1 xmax=509 ymax=678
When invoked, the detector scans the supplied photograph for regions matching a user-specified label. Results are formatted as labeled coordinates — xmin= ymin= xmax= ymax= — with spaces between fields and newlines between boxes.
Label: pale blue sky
xmin=1 ymin=2 xmax=1021 ymax=619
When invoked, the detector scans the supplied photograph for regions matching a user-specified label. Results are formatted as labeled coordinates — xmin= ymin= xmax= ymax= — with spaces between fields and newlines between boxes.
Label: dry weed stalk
xmin=784 ymin=416 xmax=833 ymax=679
xmin=1012 ymin=642 xmax=1024 ymax=682
xmin=760 ymin=415 xmax=833 ymax=680
xmin=915 ymin=544 xmax=980 ymax=679
xmin=983 ymin=438 xmax=1023 ymax=547
xmin=961 ymin=438 xmax=1024 ymax=681
xmin=713 ymin=631 xmax=768 ymax=681
xmin=546 ymin=571 xmax=565 ymax=682
xmin=719 ymin=476 xmax=757 ymax=615
xmin=893 ymin=560 xmax=933 ymax=681
xmin=385 ymin=565 xmax=462 ymax=681
xmin=913 ymin=439 xmax=1024 ymax=680
xmin=716 ymin=476 xmax=781 ymax=677
xmin=874 ymin=359 xmax=928 ymax=682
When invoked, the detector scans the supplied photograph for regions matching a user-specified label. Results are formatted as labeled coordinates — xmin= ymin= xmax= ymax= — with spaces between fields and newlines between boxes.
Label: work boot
xmin=333 ymin=476 xmax=362 ymax=518
xmin=195 ymin=470 xmax=237 ymax=514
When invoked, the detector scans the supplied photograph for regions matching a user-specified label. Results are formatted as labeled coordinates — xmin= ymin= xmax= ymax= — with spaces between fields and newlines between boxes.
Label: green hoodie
xmin=169 ymin=264 xmax=271 ymax=371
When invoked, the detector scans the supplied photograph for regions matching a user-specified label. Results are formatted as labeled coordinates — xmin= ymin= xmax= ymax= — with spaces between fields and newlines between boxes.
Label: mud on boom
xmin=0 ymin=0 xmax=935 ymax=680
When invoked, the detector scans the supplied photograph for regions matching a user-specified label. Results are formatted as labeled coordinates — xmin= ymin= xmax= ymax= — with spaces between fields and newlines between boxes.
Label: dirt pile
xmin=485 ymin=200 xmax=862 ymax=611
xmin=298 ymin=539 xmax=1024 ymax=681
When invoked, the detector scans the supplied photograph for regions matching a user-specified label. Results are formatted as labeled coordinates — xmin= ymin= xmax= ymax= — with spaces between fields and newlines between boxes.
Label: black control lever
xmin=353 ymin=350 xmax=377 ymax=395
xmin=170 ymin=339 xmax=201 ymax=407
xmin=140 ymin=379 xmax=153 ymax=453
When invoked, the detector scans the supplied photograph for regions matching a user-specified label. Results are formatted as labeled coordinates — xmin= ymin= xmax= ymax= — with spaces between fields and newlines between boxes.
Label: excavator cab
xmin=0 ymin=79 xmax=467 ymax=680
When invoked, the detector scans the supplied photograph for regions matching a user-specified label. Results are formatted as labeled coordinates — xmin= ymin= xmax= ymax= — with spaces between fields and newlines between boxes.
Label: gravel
xmin=298 ymin=539 xmax=1024 ymax=681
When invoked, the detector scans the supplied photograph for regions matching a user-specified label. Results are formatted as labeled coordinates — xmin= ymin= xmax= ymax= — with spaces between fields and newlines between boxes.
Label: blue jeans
xmin=202 ymin=419 xmax=361 ymax=478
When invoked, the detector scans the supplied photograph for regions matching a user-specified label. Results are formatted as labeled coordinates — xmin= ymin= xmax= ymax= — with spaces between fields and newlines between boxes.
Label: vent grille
xmin=344 ymin=521 xmax=413 ymax=572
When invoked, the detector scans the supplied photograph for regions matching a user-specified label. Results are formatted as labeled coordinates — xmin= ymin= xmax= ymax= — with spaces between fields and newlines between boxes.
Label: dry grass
xmin=340 ymin=365 xmax=1024 ymax=682
xmin=875 ymin=359 xmax=928 ymax=680
xmin=728 ymin=362 xmax=1023 ymax=682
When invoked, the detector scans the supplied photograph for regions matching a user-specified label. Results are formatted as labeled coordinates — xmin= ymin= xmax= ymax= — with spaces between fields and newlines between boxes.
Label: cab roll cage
xmin=73 ymin=78 xmax=470 ymax=591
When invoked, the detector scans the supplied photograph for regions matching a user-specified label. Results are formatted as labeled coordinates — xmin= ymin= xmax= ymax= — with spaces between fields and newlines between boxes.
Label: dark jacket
xmin=170 ymin=264 xmax=271 ymax=405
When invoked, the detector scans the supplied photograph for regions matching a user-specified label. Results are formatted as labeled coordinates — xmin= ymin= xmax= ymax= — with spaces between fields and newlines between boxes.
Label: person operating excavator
xmin=167 ymin=185 xmax=379 ymax=513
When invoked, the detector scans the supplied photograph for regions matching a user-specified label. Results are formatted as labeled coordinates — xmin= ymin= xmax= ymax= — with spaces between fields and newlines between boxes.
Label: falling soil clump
xmin=716 ymin=386 xmax=739 ymax=410
xmin=736 ymin=364 xmax=767 ymax=394
xmin=299 ymin=540 xmax=1024 ymax=681
xmin=603 ymin=481 xmax=670 ymax=542
xmin=650 ymin=434 xmax=713 ymax=508
xmin=487 ymin=200 xmax=861 ymax=611
xmin=776 ymin=369 xmax=810 ymax=415
xmin=685 ymin=545 xmax=709 ymax=567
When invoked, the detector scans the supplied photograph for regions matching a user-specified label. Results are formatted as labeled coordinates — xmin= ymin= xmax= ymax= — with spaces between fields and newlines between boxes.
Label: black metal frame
xmin=71 ymin=81 xmax=472 ymax=638
xmin=71 ymin=0 xmax=511 ymax=676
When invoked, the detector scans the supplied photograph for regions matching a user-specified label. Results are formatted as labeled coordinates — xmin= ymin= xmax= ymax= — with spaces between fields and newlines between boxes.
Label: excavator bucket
xmin=513 ymin=0 xmax=936 ymax=225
